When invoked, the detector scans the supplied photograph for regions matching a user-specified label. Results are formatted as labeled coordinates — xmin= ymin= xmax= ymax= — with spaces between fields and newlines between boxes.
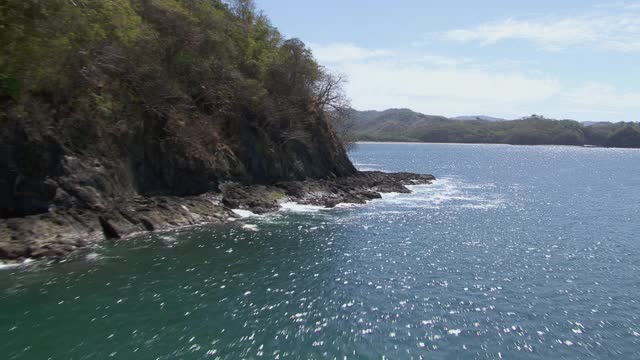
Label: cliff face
xmin=0 ymin=0 xmax=356 ymax=220
xmin=0 ymin=102 xmax=355 ymax=219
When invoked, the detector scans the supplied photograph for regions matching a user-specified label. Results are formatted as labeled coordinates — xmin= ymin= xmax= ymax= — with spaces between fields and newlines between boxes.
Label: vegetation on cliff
xmin=352 ymin=109 xmax=640 ymax=148
xmin=0 ymin=0 xmax=356 ymax=219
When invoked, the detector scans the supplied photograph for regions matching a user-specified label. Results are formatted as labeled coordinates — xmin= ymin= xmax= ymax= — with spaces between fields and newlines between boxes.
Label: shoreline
xmin=0 ymin=171 xmax=435 ymax=263
xmin=355 ymin=141 xmax=640 ymax=149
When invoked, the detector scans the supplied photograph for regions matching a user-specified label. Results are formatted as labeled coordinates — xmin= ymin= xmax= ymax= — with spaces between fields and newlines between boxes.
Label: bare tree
xmin=314 ymin=68 xmax=356 ymax=150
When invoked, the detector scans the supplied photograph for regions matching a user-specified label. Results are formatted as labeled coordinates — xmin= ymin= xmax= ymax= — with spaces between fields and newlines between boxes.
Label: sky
xmin=255 ymin=0 xmax=640 ymax=122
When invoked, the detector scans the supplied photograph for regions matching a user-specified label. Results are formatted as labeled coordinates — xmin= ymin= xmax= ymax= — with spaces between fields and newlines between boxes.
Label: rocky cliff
xmin=0 ymin=0 xmax=432 ymax=260
xmin=1 ymin=0 xmax=359 ymax=219
xmin=0 ymin=100 xmax=355 ymax=219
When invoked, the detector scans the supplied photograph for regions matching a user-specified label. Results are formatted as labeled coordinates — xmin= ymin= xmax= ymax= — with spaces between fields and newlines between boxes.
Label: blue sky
xmin=255 ymin=0 xmax=640 ymax=122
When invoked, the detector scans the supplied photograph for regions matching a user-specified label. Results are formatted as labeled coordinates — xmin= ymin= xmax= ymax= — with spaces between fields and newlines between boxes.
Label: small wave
xmin=160 ymin=235 xmax=177 ymax=242
xmin=333 ymin=202 xmax=364 ymax=209
xmin=280 ymin=202 xmax=326 ymax=213
xmin=353 ymin=163 xmax=389 ymax=172
xmin=242 ymin=224 xmax=259 ymax=232
xmin=159 ymin=234 xmax=178 ymax=247
xmin=360 ymin=167 xmax=389 ymax=172
xmin=375 ymin=178 xmax=504 ymax=210
xmin=232 ymin=209 xmax=259 ymax=218
xmin=0 ymin=258 xmax=33 ymax=270
xmin=85 ymin=252 xmax=101 ymax=261
xmin=354 ymin=162 xmax=382 ymax=168
xmin=460 ymin=203 xmax=502 ymax=210
xmin=0 ymin=263 xmax=20 ymax=270
xmin=280 ymin=201 xmax=366 ymax=213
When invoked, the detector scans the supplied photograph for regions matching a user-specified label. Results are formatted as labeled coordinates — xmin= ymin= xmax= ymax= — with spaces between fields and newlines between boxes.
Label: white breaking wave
xmin=376 ymin=177 xmax=504 ymax=210
xmin=0 ymin=263 xmax=20 ymax=270
xmin=279 ymin=202 xmax=327 ymax=213
xmin=460 ymin=203 xmax=502 ymax=210
xmin=232 ymin=209 xmax=260 ymax=218
xmin=280 ymin=201 xmax=367 ymax=213
xmin=85 ymin=252 xmax=101 ymax=261
xmin=0 ymin=258 xmax=33 ymax=270
xmin=233 ymin=177 xmax=501 ymax=226
xmin=242 ymin=224 xmax=259 ymax=232
xmin=333 ymin=202 xmax=363 ymax=209
xmin=353 ymin=163 xmax=387 ymax=172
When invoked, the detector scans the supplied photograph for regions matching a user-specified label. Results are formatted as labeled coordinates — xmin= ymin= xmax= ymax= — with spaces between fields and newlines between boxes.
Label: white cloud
xmin=310 ymin=42 xmax=640 ymax=122
xmin=445 ymin=18 xmax=597 ymax=50
xmin=443 ymin=8 xmax=640 ymax=51
xmin=310 ymin=43 xmax=562 ymax=118
xmin=310 ymin=43 xmax=393 ymax=63
xmin=564 ymin=83 xmax=640 ymax=109
xmin=595 ymin=1 xmax=640 ymax=10
xmin=343 ymin=61 xmax=560 ymax=104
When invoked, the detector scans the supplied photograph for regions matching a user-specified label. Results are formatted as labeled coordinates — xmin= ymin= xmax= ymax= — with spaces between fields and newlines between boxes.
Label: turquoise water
xmin=2 ymin=143 xmax=640 ymax=359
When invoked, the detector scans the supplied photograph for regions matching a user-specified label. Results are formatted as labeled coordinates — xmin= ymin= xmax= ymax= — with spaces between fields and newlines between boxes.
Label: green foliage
xmin=603 ymin=124 xmax=640 ymax=148
xmin=0 ymin=0 xmax=353 ymax=149
xmin=352 ymin=110 xmax=640 ymax=148
xmin=90 ymin=93 xmax=115 ymax=116
xmin=0 ymin=0 xmax=144 ymax=97
xmin=0 ymin=73 xmax=20 ymax=100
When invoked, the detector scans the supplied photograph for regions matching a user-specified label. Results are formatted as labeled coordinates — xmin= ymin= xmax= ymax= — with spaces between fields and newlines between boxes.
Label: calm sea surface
xmin=2 ymin=143 xmax=640 ymax=359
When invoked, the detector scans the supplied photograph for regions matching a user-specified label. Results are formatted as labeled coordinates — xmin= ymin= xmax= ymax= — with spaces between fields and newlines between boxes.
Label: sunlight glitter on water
xmin=1 ymin=143 xmax=640 ymax=359
xmin=375 ymin=177 xmax=505 ymax=210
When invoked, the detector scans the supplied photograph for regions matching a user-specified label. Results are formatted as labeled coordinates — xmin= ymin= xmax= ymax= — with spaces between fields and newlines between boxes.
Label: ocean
xmin=2 ymin=143 xmax=640 ymax=359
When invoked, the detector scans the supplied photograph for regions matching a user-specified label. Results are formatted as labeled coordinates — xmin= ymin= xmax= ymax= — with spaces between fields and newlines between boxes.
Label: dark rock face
xmin=0 ymin=192 xmax=234 ymax=260
xmin=0 ymin=107 xmax=357 ymax=220
xmin=218 ymin=171 xmax=437 ymax=214
xmin=0 ymin=0 xmax=432 ymax=263
xmin=276 ymin=171 xmax=435 ymax=207
xmin=0 ymin=99 xmax=430 ymax=264
xmin=0 ymin=171 xmax=434 ymax=261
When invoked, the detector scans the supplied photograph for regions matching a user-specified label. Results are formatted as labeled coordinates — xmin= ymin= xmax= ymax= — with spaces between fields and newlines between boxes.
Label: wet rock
xmin=139 ymin=217 xmax=155 ymax=231
xmin=0 ymin=243 xmax=30 ymax=260
xmin=99 ymin=217 xmax=121 ymax=239
xmin=221 ymin=184 xmax=284 ymax=214
xmin=0 ymin=171 xmax=434 ymax=261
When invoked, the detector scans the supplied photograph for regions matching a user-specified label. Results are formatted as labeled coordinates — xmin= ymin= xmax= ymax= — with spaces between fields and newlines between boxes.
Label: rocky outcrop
xmin=0 ymin=171 xmax=434 ymax=261
xmin=224 ymin=171 xmax=436 ymax=211
xmin=0 ymin=193 xmax=232 ymax=260
xmin=0 ymin=0 xmax=358 ymax=221
xmin=0 ymin=110 xmax=357 ymax=220
xmin=0 ymin=107 xmax=361 ymax=262
xmin=0 ymin=0 xmax=435 ymax=263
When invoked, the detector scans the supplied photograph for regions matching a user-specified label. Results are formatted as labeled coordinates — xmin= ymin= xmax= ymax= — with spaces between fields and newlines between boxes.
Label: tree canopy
xmin=351 ymin=109 xmax=640 ymax=148
xmin=0 ymin=0 xmax=353 ymax=148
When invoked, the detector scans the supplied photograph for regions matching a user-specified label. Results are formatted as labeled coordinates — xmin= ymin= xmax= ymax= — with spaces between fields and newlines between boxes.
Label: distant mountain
xmin=350 ymin=109 xmax=640 ymax=148
xmin=451 ymin=115 xmax=507 ymax=122
xmin=349 ymin=108 xmax=451 ymax=142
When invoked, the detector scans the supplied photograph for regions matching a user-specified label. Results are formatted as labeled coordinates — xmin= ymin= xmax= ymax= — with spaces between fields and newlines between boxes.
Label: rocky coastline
xmin=0 ymin=171 xmax=434 ymax=262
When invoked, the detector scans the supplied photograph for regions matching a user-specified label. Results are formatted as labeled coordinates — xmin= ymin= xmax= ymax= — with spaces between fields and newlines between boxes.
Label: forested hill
xmin=0 ymin=0 xmax=356 ymax=219
xmin=351 ymin=109 xmax=640 ymax=148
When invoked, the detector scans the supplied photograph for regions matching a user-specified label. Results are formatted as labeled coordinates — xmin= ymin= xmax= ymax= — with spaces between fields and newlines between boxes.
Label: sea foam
xmin=279 ymin=202 xmax=327 ymax=213
xmin=232 ymin=209 xmax=259 ymax=218
xmin=0 ymin=258 xmax=33 ymax=270
xmin=375 ymin=178 xmax=504 ymax=210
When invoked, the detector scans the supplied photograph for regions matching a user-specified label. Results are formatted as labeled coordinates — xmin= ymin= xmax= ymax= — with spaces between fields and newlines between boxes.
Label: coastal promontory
xmin=0 ymin=0 xmax=432 ymax=260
